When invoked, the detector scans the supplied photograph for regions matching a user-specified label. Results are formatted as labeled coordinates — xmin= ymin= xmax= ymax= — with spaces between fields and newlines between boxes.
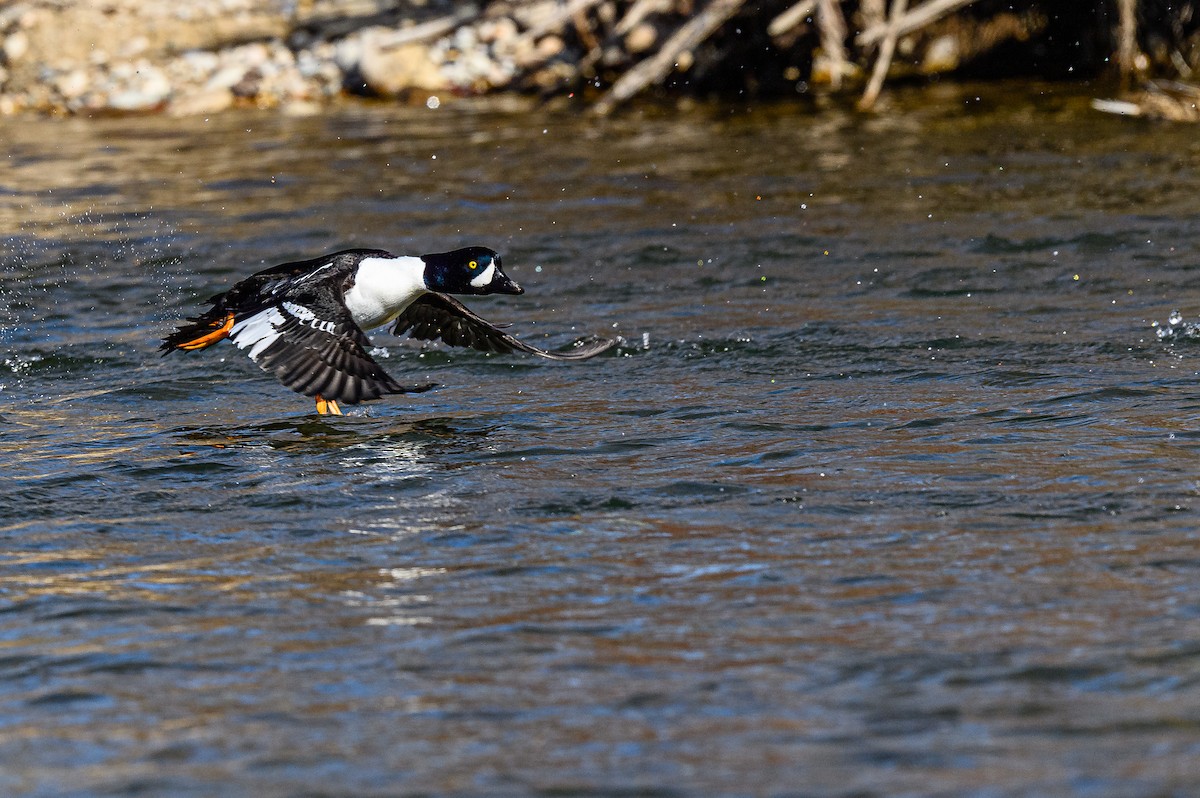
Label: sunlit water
xmin=4 ymin=85 xmax=1200 ymax=795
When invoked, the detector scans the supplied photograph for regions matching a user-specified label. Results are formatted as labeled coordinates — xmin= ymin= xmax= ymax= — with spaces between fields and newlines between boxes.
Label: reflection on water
xmin=4 ymin=84 xmax=1200 ymax=794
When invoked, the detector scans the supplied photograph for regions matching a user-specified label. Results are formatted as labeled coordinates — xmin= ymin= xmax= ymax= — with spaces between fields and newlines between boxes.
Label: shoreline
xmin=0 ymin=1 xmax=1196 ymax=120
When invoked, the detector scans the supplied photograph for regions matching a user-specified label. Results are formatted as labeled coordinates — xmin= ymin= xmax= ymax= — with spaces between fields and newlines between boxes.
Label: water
xmin=4 ymin=84 xmax=1200 ymax=796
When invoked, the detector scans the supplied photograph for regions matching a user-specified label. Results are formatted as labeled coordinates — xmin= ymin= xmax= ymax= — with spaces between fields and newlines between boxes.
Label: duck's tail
xmin=160 ymin=310 xmax=236 ymax=354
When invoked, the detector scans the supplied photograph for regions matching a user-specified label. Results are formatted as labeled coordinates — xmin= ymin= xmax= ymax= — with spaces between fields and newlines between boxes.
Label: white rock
xmin=182 ymin=50 xmax=221 ymax=75
xmin=625 ymin=23 xmax=656 ymax=55
xmin=922 ymin=35 xmax=959 ymax=74
xmin=3 ymin=31 xmax=28 ymax=63
xmin=334 ymin=37 xmax=363 ymax=72
xmin=479 ymin=17 xmax=518 ymax=44
xmin=360 ymin=40 xmax=445 ymax=95
xmin=108 ymin=63 xmax=171 ymax=110
xmin=168 ymin=86 xmax=233 ymax=116
xmin=207 ymin=64 xmax=248 ymax=91
xmin=54 ymin=69 xmax=90 ymax=100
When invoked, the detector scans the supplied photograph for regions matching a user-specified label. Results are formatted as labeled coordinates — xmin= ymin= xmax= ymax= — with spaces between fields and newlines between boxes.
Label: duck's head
xmin=421 ymin=246 xmax=524 ymax=296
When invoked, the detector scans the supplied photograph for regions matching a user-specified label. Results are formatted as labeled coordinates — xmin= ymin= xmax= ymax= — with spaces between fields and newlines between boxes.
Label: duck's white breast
xmin=343 ymin=255 xmax=428 ymax=331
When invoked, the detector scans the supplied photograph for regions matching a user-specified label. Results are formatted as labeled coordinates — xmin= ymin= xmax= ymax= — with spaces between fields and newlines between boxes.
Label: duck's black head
xmin=421 ymin=246 xmax=523 ymax=296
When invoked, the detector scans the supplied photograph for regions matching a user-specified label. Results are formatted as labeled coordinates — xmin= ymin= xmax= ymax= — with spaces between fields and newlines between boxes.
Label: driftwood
xmin=499 ymin=0 xmax=1200 ymax=115
xmin=591 ymin=0 xmax=746 ymax=115
xmin=767 ymin=0 xmax=817 ymax=37
xmin=615 ymin=0 xmax=675 ymax=36
xmin=487 ymin=0 xmax=1200 ymax=114
xmin=5 ymin=0 xmax=1192 ymax=117
xmin=1117 ymin=0 xmax=1139 ymax=86
xmin=856 ymin=0 xmax=978 ymax=47
xmin=858 ymin=0 xmax=907 ymax=110
xmin=370 ymin=7 xmax=482 ymax=49
xmin=816 ymin=0 xmax=849 ymax=90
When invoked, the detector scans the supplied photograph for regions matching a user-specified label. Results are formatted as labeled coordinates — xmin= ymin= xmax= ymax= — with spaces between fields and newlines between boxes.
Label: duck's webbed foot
xmin=315 ymin=395 xmax=343 ymax=416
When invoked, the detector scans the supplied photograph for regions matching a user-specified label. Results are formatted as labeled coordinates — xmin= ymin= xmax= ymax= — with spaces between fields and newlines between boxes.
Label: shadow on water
xmin=5 ymin=84 xmax=1200 ymax=794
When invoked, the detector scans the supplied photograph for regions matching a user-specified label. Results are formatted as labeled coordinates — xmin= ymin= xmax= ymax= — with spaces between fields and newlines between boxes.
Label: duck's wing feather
xmin=391 ymin=293 xmax=616 ymax=360
xmin=229 ymin=293 xmax=433 ymax=405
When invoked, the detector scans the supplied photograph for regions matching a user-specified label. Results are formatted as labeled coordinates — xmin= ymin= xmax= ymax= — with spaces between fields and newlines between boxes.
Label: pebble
xmin=625 ymin=23 xmax=656 ymax=54
xmin=360 ymin=40 xmax=446 ymax=96
xmin=3 ymin=31 xmax=28 ymax=62
xmin=168 ymin=86 xmax=233 ymax=117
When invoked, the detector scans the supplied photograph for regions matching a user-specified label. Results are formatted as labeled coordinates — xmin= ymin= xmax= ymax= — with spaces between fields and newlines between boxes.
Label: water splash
xmin=1152 ymin=309 xmax=1200 ymax=341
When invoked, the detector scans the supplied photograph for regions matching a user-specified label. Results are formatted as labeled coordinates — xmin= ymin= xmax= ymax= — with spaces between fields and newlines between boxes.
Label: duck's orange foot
xmin=315 ymin=395 xmax=343 ymax=416
xmin=176 ymin=312 xmax=235 ymax=351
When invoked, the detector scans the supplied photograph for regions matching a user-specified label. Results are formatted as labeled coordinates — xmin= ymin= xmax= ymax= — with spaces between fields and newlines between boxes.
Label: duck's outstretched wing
xmin=391 ymin=293 xmax=616 ymax=360
xmin=229 ymin=296 xmax=434 ymax=405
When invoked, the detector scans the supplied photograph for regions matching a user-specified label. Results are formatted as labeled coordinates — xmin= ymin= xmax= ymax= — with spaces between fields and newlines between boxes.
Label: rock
xmin=334 ymin=36 xmax=363 ymax=73
xmin=3 ymin=31 xmax=29 ymax=63
xmin=359 ymin=38 xmax=444 ymax=96
xmin=625 ymin=23 xmax=656 ymax=55
xmin=921 ymin=35 xmax=959 ymax=74
xmin=54 ymin=69 xmax=90 ymax=100
xmin=181 ymin=48 xmax=222 ymax=75
xmin=230 ymin=68 xmax=262 ymax=98
xmin=107 ymin=63 xmax=172 ymax=111
xmin=281 ymin=99 xmax=323 ymax=116
xmin=536 ymin=35 xmax=565 ymax=60
xmin=207 ymin=63 xmax=250 ymax=91
xmin=167 ymin=86 xmax=234 ymax=116
xmin=479 ymin=17 xmax=518 ymax=45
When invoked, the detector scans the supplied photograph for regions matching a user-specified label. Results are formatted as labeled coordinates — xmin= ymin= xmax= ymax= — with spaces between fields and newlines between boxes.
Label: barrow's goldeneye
xmin=161 ymin=247 xmax=615 ymax=415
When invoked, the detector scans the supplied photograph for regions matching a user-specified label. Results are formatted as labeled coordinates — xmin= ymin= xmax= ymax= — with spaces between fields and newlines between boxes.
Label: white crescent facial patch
xmin=469 ymin=262 xmax=496 ymax=289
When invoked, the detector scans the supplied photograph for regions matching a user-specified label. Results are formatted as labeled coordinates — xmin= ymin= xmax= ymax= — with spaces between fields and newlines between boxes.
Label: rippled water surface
xmin=5 ymin=85 xmax=1200 ymax=796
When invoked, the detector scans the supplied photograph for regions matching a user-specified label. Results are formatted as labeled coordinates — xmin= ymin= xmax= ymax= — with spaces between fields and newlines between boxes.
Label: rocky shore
xmin=0 ymin=1 xmax=523 ymax=115
xmin=0 ymin=1 xmax=1197 ymax=118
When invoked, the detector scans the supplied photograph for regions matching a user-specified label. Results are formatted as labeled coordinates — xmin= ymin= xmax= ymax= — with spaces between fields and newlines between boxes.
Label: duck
xmin=161 ymin=246 xmax=615 ymax=415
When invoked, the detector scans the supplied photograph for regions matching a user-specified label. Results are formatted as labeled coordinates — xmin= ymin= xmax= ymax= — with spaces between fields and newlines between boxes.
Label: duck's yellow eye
xmin=468 ymin=260 xmax=478 ymax=269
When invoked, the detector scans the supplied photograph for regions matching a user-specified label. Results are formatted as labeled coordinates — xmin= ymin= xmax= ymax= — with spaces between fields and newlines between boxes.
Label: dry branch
xmin=816 ymin=0 xmax=848 ymax=89
xmin=858 ymin=0 xmax=908 ymax=109
xmin=767 ymin=0 xmax=817 ymax=37
xmin=1117 ymin=0 xmax=1138 ymax=86
xmin=373 ymin=7 xmax=481 ymax=49
xmin=856 ymin=0 xmax=978 ymax=46
xmin=519 ymin=0 xmax=610 ymax=42
xmin=859 ymin=0 xmax=886 ymax=30
xmin=615 ymin=0 xmax=675 ymax=35
xmin=591 ymin=0 xmax=746 ymax=115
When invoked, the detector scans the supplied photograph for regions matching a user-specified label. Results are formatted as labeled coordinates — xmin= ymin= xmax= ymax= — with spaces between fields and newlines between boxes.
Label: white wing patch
xmin=469 ymin=263 xmax=496 ymax=289
xmin=230 ymin=302 xmax=341 ymax=364
xmin=230 ymin=307 xmax=286 ymax=362
xmin=294 ymin=261 xmax=335 ymax=285
xmin=283 ymin=301 xmax=337 ymax=334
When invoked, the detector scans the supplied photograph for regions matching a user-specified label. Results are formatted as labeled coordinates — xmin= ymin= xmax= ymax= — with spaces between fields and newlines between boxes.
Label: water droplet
xmin=1170 ymin=309 xmax=1183 ymax=326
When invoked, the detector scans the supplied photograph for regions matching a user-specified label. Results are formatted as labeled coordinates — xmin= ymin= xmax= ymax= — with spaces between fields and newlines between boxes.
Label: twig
xmin=1117 ymin=0 xmax=1138 ymax=88
xmin=856 ymin=0 xmax=977 ymax=47
xmin=373 ymin=6 xmax=481 ymax=49
xmin=858 ymin=0 xmax=907 ymax=110
xmin=615 ymin=0 xmax=674 ymax=36
xmin=816 ymin=0 xmax=848 ymax=89
xmin=520 ymin=0 xmax=610 ymax=42
xmin=858 ymin=0 xmax=886 ymax=30
xmin=767 ymin=0 xmax=817 ymax=38
xmin=573 ymin=7 xmax=601 ymax=53
xmin=592 ymin=0 xmax=745 ymax=115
